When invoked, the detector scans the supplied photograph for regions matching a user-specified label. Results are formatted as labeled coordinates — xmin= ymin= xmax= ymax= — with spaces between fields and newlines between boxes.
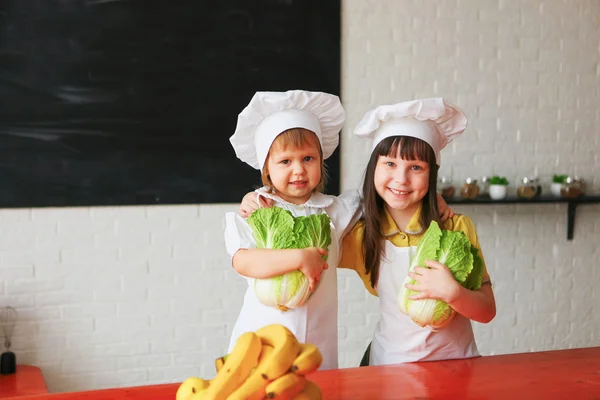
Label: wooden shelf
xmin=446 ymin=194 xmax=600 ymax=240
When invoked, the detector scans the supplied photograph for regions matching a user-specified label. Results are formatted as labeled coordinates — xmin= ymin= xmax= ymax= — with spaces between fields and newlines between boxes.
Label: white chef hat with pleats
xmin=230 ymin=90 xmax=345 ymax=170
xmin=353 ymin=98 xmax=467 ymax=165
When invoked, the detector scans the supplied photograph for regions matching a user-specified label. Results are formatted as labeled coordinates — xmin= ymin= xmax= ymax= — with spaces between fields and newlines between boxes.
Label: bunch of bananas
xmin=176 ymin=324 xmax=323 ymax=400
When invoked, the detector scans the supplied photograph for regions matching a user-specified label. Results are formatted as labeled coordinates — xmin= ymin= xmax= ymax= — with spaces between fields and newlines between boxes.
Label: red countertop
xmin=4 ymin=347 xmax=600 ymax=399
xmin=0 ymin=365 xmax=48 ymax=398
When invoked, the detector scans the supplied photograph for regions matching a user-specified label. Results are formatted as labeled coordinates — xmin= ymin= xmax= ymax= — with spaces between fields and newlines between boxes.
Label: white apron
xmin=228 ymin=221 xmax=340 ymax=370
xmin=369 ymin=241 xmax=479 ymax=365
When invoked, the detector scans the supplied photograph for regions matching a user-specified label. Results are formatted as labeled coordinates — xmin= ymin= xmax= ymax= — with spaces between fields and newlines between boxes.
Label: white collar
xmin=255 ymin=187 xmax=334 ymax=209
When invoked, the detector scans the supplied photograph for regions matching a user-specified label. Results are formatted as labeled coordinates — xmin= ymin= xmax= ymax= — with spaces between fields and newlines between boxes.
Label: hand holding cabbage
xmin=398 ymin=221 xmax=484 ymax=329
xmin=247 ymin=207 xmax=332 ymax=311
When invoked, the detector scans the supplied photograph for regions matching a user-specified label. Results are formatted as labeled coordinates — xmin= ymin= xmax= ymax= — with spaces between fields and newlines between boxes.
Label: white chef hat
xmin=353 ymin=98 xmax=467 ymax=165
xmin=229 ymin=90 xmax=345 ymax=170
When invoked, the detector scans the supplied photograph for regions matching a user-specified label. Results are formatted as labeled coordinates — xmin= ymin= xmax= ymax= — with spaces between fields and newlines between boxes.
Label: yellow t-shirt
xmin=339 ymin=205 xmax=491 ymax=296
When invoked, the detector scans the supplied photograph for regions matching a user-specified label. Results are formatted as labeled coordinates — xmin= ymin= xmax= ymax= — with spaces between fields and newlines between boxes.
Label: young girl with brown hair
xmin=342 ymin=98 xmax=496 ymax=366
xmin=225 ymin=90 xmax=362 ymax=370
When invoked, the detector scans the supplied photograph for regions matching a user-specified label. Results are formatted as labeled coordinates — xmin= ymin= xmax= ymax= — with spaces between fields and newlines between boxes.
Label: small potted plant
xmin=551 ymin=174 xmax=568 ymax=197
xmin=488 ymin=176 xmax=509 ymax=200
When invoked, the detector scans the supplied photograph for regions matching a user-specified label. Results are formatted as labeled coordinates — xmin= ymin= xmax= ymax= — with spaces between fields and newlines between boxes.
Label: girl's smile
xmin=289 ymin=180 xmax=308 ymax=187
xmin=387 ymin=188 xmax=411 ymax=196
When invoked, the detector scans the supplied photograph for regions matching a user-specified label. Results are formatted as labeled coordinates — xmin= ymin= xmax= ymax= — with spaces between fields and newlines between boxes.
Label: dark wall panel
xmin=0 ymin=0 xmax=341 ymax=207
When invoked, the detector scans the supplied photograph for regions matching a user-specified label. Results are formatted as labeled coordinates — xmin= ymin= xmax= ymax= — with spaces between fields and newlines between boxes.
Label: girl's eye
xmin=303 ymin=156 xmax=313 ymax=162
xmin=412 ymin=165 xmax=422 ymax=171
xmin=386 ymin=161 xmax=395 ymax=167
xmin=280 ymin=160 xmax=290 ymax=165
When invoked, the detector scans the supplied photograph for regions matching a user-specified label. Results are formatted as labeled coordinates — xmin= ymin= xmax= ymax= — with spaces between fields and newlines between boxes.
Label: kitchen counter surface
xmin=5 ymin=347 xmax=600 ymax=399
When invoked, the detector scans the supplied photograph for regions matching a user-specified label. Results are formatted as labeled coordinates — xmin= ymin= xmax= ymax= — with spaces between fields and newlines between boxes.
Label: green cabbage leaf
xmin=398 ymin=221 xmax=484 ymax=329
xmin=247 ymin=207 xmax=332 ymax=311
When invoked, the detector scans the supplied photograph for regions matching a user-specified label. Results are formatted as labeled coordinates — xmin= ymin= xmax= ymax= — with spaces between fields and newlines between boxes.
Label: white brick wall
xmin=340 ymin=0 xmax=600 ymax=365
xmin=1 ymin=0 xmax=599 ymax=393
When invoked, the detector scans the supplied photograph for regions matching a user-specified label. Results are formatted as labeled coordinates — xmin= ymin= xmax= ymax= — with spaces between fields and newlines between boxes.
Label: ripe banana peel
xmin=226 ymin=345 xmax=274 ymax=400
xmin=258 ymin=344 xmax=275 ymax=363
xmin=215 ymin=354 xmax=228 ymax=373
xmin=176 ymin=377 xmax=210 ymax=400
xmin=255 ymin=324 xmax=302 ymax=381
xmin=204 ymin=331 xmax=262 ymax=400
xmin=290 ymin=343 xmax=322 ymax=375
xmin=265 ymin=372 xmax=306 ymax=399
xmin=189 ymin=388 xmax=209 ymax=399
xmin=292 ymin=380 xmax=322 ymax=400
xmin=177 ymin=325 xmax=323 ymax=400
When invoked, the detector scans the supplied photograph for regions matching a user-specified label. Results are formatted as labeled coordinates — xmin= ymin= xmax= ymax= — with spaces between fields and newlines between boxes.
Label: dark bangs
xmin=377 ymin=136 xmax=435 ymax=164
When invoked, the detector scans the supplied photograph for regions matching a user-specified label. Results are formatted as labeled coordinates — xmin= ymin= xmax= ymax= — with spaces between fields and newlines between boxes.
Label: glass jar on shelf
xmin=517 ymin=177 xmax=538 ymax=199
xmin=479 ymin=176 xmax=490 ymax=198
xmin=573 ymin=176 xmax=586 ymax=195
xmin=438 ymin=176 xmax=455 ymax=199
xmin=460 ymin=177 xmax=480 ymax=200
xmin=561 ymin=176 xmax=584 ymax=198
xmin=528 ymin=176 xmax=542 ymax=197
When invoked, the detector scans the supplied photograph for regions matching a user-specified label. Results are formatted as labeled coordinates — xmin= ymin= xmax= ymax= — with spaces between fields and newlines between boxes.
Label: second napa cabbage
xmin=398 ymin=220 xmax=484 ymax=330
xmin=247 ymin=206 xmax=332 ymax=311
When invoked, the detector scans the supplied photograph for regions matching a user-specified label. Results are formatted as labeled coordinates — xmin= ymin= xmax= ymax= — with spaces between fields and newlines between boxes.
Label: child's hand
xmin=297 ymin=247 xmax=329 ymax=292
xmin=404 ymin=259 xmax=461 ymax=304
xmin=239 ymin=192 xmax=274 ymax=218
xmin=437 ymin=193 xmax=455 ymax=222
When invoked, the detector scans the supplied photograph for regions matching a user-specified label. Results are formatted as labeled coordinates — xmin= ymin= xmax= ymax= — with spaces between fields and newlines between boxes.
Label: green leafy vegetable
xmin=247 ymin=206 xmax=296 ymax=249
xmin=247 ymin=207 xmax=332 ymax=311
xmin=398 ymin=221 xmax=485 ymax=329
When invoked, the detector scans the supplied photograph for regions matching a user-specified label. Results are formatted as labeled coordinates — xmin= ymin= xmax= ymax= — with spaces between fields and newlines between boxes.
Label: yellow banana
xmin=204 ymin=331 xmax=262 ymax=400
xmin=226 ymin=344 xmax=274 ymax=400
xmin=292 ymin=380 xmax=322 ymax=400
xmin=258 ymin=344 xmax=274 ymax=363
xmin=215 ymin=354 xmax=228 ymax=373
xmin=265 ymin=372 xmax=306 ymax=399
xmin=190 ymin=388 xmax=209 ymax=399
xmin=176 ymin=377 xmax=211 ymax=400
xmin=290 ymin=343 xmax=322 ymax=375
xmin=255 ymin=324 xmax=302 ymax=381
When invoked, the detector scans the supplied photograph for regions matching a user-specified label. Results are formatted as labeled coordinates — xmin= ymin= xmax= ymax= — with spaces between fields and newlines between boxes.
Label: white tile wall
xmin=0 ymin=0 xmax=599 ymax=393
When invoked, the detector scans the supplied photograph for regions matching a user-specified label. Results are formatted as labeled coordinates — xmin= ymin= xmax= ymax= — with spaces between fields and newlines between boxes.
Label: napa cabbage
xmin=247 ymin=207 xmax=332 ymax=311
xmin=398 ymin=220 xmax=484 ymax=329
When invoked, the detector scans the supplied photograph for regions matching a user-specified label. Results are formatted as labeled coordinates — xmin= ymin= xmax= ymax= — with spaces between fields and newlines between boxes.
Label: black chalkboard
xmin=0 ymin=0 xmax=341 ymax=207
